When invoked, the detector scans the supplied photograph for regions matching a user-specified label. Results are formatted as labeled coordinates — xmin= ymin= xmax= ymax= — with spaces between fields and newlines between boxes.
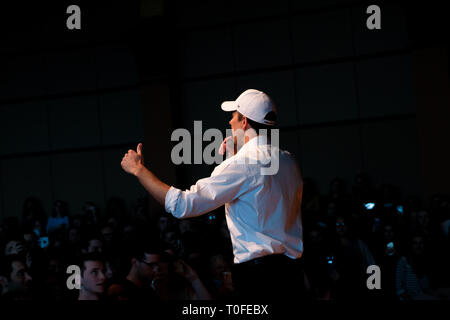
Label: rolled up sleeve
xmin=164 ymin=161 xmax=251 ymax=219
xmin=165 ymin=186 xmax=182 ymax=214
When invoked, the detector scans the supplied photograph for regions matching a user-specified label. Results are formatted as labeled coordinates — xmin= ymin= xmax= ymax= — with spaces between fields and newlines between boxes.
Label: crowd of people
xmin=1 ymin=172 xmax=450 ymax=301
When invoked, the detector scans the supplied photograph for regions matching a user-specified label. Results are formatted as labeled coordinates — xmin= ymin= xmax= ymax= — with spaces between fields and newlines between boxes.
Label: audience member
xmin=1 ymin=176 xmax=449 ymax=301
xmin=0 ymin=255 xmax=33 ymax=300
xmin=78 ymin=253 xmax=106 ymax=300
xmin=46 ymin=200 xmax=69 ymax=235
xmin=107 ymin=239 xmax=161 ymax=301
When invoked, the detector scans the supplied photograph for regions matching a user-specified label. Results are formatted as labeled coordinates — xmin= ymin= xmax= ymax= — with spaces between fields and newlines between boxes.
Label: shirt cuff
xmin=165 ymin=186 xmax=181 ymax=215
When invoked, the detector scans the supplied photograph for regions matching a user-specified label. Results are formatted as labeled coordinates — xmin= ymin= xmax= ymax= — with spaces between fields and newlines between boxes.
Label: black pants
xmin=232 ymin=254 xmax=305 ymax=301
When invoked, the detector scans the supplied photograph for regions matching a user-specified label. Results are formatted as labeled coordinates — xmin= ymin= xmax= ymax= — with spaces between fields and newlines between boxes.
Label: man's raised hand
xmin=137 ymin=142 xmax=144 ymax=164
xmin=121 ymin=143 xmax=144 ymax=176
xmin=219 ymin=136 xmax=235 ymax=156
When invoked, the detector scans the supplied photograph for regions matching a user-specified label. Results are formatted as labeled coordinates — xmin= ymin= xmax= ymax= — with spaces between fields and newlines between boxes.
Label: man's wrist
xmin=133 ymin=163 xmax=146 ymax=177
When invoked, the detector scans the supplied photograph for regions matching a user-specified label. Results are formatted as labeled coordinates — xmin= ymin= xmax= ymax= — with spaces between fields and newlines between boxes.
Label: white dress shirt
xmin=165 ymin=135 xmax=304 ymax=264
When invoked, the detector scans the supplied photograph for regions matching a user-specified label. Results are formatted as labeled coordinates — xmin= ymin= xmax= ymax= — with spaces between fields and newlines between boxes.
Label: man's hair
xmin=130 ymin=236 xmax=163 ymax=261
xmin=237 ymin=111 xmax=277 ymax=132
xmin=51 ymin=200 xmax=69 ymax=218
xmin=81 ymin=232 xmax=103 ymax=250
xmin=79 ymin=252 xmax=105 ymax=275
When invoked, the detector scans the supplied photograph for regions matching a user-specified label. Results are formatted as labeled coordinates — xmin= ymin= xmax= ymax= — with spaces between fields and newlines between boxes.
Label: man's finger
xmin=137 ymin=143 xmax=143 ymax=155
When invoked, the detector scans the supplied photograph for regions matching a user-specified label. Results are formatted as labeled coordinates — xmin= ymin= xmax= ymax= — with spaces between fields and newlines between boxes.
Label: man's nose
xmin=25 ymin=273 xmax=32 ymax=282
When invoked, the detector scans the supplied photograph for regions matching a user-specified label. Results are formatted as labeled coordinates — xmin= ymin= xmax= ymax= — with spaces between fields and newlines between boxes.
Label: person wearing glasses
xmin=107 ymin=241 xmax=161 ymax=301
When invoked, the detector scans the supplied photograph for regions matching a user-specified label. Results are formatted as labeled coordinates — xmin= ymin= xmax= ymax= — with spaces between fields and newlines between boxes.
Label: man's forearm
xmin=134 ymin=164 xmax=170 ymax=206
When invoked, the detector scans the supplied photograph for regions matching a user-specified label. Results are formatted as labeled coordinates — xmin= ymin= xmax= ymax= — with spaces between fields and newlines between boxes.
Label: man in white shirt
xmin=121 ymin=89 xmax=304 ymax=300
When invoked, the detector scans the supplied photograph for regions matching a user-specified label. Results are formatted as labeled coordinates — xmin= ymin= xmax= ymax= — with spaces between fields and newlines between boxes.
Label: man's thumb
xmin=137 ymin=143 xmax=143 ymax=155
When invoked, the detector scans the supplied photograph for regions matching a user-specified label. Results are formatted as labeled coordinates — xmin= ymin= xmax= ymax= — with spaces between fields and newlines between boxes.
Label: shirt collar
xmin=236 ymin=135 xmax=270 ymax=155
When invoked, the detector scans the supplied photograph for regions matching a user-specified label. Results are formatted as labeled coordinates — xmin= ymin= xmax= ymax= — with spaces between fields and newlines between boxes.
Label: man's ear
xmin=242 ymin=116 xmax=249 ymax=130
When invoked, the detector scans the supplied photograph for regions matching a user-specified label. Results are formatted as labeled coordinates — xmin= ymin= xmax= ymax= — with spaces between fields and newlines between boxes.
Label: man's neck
xmin=78 ymin=289 xmax=100 ymax=300
xmin=244 ymin=128 xmax=258 ymax=144
xmin=126 ymin=270 xmax=143 ymax=288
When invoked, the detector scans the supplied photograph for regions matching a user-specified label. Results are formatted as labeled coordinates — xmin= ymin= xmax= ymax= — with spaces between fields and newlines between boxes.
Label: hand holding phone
xmin=38 ymin=237 xmax=49 ymax=249
xmin=386 ymin=242 xmax=395 ymax=256
xmin=174 ymin=260 xmax=198 ymax=282
xmin=326 ymin=256 xmax=334 ymax=265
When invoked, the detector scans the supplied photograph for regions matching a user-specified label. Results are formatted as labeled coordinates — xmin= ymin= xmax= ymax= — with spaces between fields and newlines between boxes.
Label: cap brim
xmin=221 ymin=101 xmax=238 ymax=112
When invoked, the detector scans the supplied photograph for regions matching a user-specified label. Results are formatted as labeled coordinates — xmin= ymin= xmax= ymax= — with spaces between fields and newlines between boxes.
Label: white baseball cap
xmin=221 ymin=89 xmax=277 ymax=126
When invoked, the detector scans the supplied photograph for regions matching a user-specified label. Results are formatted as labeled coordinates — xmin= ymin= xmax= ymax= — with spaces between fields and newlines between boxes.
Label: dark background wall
xmin=0 ymin=0 xmax=448 ymax=220
xmin=0 ymin=2 xmax=147 ymax=218
xmin=174 ymin=0 xmax=419 ymax=196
